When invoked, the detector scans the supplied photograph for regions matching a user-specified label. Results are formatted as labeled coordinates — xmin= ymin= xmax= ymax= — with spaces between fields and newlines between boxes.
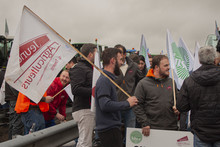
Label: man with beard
xmin=43 ymin=70 xmax=70 ymax=127
xmin=95 ymin=48 xmax=138 ymax=147
xmin=134 ymin=55 xmax=179 ymax=136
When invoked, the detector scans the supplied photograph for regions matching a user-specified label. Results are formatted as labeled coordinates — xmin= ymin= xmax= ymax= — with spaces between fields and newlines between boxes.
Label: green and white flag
xmin=178 ymin=37 xmax=194 ymax=73
xmin=166 ymin=30 xmax=189 ymax=89
xmin=140 ymin=34 xmax=151 ymax=69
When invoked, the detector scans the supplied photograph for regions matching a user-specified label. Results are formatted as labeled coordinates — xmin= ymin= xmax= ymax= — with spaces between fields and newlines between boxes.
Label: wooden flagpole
xmin=171 ymin=69 xmax=176 ymax=107
xmin=24 ymin=6 xmax=131 ymax=98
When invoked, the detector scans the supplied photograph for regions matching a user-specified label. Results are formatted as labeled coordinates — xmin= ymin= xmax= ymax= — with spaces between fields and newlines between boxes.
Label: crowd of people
xmin=0 ymin=41 xmax=220 ymax=147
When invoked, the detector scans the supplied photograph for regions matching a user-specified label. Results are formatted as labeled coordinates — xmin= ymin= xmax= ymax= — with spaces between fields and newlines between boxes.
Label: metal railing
xmin=0 ymin=120 xmax=78 ymax=147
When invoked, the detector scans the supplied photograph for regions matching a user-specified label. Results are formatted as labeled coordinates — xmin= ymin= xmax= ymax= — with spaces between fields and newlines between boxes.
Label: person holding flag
xmin=134 ymin=55 xmax=179 ymax=136
xmin=95 ymin=48 xmax=138 ymax=147
xmin=69 ymin=43 xmax=97 ymax=147
xmin=43 ymin=70 xmax=70 ymax=127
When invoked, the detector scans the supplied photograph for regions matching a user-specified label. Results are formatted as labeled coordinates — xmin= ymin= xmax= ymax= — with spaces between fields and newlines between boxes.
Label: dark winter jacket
xmin=134 ymin=69 xmax=178 ymax=130
xmin=177 ymin=64 xmax=220 ymax=142
xmin=5 ymin=82 xmax=19 ymax=102
xmin=115 ymin=57 xmax=144 ymax=101
xmin=69 ymin=59 xmax=93 ymax=112
xmin=95 ymin=70 xmax=130 ymax=131
xmin=43 ymin=77 xmax=69 ymax=121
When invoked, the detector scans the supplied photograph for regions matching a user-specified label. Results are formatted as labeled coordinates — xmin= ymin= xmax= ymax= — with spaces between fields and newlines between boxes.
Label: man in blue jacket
xmin=95 ymin=48 xmax=138 ymax=147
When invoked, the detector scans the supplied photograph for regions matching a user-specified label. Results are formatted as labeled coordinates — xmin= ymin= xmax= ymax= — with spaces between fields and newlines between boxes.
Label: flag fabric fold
xmin=178 ymin=37 xmax=194 ymax=73
xmin=5 ymin=19 xmax=9 ymax=37
xmin=166 ymin=30 xmax=189 ymax=90
xmin=192 ymin=42 xmax=201 ymax=71
xmin=215 ymin=20 xmax=220 ymax=41
xmin=64 ymin=84 xmax=74 ymax=102
xmin=91 ymin=44 xmax=101 ymax=112
xmin=5 ymin=6 xmax=77 ymax=103
xmin=140 ymin=34 xmax=151 ymax=69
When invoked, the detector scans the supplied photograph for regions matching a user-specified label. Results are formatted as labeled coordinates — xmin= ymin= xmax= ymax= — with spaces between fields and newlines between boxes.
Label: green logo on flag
xmin=178 ymin=47 xmax=190 ymax=71
xmin=171 ymin=43 xmax=189 ymax=80
xmin=130 ymin=131 xmax=142 ymax=144
xmin=141 ymin=46 xmax=146 ymax=58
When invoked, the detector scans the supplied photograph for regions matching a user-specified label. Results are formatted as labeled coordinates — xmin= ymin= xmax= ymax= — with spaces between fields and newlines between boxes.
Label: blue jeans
xmin=121 ymin=108 xmax=136 ymax=144
xmin=45 ymin=119 xmax=56 ymax=128
xmin=121 ymin=108 xmax=136 ymax=128
xmin=21 ymin=109 xmax=45 ymax=135
xmin=194 ymin=134 xmax=220 ymax=147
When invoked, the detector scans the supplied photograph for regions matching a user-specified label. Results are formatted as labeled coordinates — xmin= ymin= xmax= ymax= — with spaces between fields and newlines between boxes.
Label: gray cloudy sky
xmin=0 ymin=0 xmax=220 ymax=54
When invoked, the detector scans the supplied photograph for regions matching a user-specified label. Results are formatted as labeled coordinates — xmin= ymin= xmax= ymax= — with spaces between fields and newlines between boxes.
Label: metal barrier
xmin=0 ymin=120 xmax=78 ymax=147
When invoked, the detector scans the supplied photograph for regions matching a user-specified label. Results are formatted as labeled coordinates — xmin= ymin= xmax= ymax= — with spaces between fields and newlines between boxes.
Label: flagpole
xmin=171 ymin=69 xmax=176 ymax=107
xmin=24 ymin=6 xmax=131 ymax=98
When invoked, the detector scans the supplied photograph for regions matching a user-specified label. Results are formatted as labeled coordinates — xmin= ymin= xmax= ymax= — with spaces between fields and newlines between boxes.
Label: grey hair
xmin=199 ymin=46 xmax=217 ymax=65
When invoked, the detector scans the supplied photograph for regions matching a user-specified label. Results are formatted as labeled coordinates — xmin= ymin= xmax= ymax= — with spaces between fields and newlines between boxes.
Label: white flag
xmin=166 ymin=30 xmax=189 ymax=89
xmin=215 ymin=20 xmax=220 ymax=41
xmin=5 ymin=6 xmax=77 ymax=103
xmin=91 ymin=44 xmax=101 ymax=112
xmin=140 ymin=34 xmax=151 ymax=69
xmin=64 ymin=84 xmax=74 ymax=102
xmin=192 ymin=42 xmax=201 ymax=71
xmin=178 ymin=37 xmax=194 ymax=73
xmin=0 ymin=79 xmax=6 ymax=105
xmin=5 ymin=19 xmax=9 ymax=37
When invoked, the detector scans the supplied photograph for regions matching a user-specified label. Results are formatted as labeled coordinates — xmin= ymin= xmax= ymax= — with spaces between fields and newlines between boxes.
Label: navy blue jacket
xmin=95 ymin=70 xmax=130 ymax=132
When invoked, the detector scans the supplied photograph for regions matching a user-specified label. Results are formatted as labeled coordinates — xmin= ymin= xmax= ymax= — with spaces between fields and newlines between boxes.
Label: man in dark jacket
xmin=114 ymin=44 xmax=144 ymax=131
xmin=177 ymin=46 xmax=220 ymax=146
xmin=95 ymin=48 xmax=138 ymax=147
xmin=69 ymin=43 xmax=97 ymax=147
xmin=134 ymin=55 xmax=179 ymax=136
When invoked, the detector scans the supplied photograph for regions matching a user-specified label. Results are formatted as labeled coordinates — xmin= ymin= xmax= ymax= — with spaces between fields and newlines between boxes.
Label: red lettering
xmin=19 ymin=35 xmax=50 ymax=66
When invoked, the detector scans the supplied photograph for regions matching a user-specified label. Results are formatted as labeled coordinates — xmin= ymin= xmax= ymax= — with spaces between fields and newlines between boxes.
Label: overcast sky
xmin=1 ymin=0 xmax=220 ymax=54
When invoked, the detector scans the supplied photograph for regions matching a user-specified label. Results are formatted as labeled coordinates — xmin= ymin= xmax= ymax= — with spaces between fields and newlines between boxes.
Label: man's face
xmin=158 ymin=58 xmax=170 ymax=78
xmin=118 ymin=48 xmax=126 ymax=63
xmin=60 ymin=71 xmax=70 ymax=86
xmin=65 ymin=62 xmax=74 ymax=70
xmin=90 ymin=48 xmax=97 ymax=63
xmin=114 ymin=53 xmax=123 ymax=76
xmin=149 ymin=58 xmax=153 ymax=66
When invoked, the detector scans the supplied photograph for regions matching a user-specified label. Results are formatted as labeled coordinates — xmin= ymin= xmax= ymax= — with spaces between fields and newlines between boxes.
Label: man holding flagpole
xmin=134 ymin=55 xmax=179 ymax=136
xmin=95 ymin=48 xmax=138 ymax=147
xmin=43 ymin=70 xmax=70 ymax=127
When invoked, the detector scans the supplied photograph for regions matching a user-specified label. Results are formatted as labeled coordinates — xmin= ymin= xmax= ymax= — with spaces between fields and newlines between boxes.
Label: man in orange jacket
xmin=15 ymin=93 xmax=53 ymax=135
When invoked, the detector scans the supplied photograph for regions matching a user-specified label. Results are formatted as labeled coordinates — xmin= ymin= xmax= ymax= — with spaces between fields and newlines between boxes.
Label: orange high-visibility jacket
xmin=15 ymin=92 xmax=49 ymax=113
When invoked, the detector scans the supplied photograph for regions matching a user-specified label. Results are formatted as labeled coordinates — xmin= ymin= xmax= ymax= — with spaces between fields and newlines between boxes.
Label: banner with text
xmin=5 ymin=6 xmax=77 ymax=103
xmin=126 ymin=128 xmax=193 ymax=147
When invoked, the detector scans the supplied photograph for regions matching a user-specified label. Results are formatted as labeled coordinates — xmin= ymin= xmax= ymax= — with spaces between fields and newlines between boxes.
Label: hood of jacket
xmin=191 ymin=64 xmax=220 ymax=86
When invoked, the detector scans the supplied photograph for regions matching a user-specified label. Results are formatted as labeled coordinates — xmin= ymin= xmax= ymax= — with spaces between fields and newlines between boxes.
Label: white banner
xmin=5 ymin=6 xmax=77 ymax=103
xmin=91 ymin=44 xmax=101 ymax=112
xmin=126 ymin=128 xmax=193 ymax=147
xmin=64 ymin=84 xmax=74 ymax=102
